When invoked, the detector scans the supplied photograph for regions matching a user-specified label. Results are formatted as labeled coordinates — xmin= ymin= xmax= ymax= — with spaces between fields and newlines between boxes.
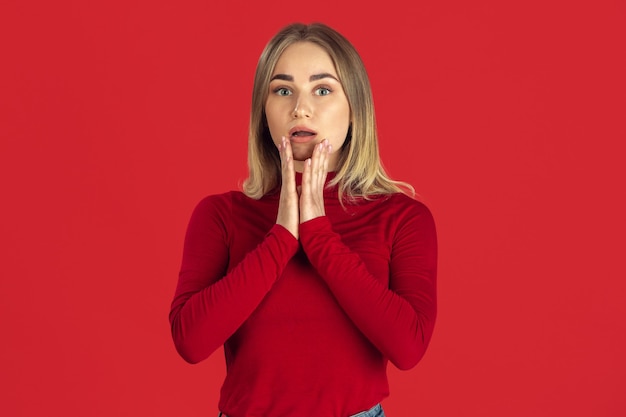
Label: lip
xmin=288 ymin=126 xmax=318 ymax=143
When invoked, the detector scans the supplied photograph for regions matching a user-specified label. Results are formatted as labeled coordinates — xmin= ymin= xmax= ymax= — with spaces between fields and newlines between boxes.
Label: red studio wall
xmin=1 ymin=1 xmax=625 ymax=416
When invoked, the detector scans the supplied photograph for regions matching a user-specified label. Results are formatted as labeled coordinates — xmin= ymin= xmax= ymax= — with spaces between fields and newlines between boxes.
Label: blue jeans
xmin=349 ymin=403 xmax=385 ymax=417
xmin=218 ymin=403 xmax=385 ymax=417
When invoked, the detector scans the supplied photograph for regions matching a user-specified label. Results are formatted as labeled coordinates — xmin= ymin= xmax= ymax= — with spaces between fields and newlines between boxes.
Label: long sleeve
xmin=299 ymin=196 xmax=437 ymax=370
xmin=169 ymin=193 xmax=299 ymax=364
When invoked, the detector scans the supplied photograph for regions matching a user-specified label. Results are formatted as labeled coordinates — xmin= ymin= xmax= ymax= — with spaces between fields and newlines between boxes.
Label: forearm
xmin=170 ymin=207 xmax=298 ymax=363
xmin=300 ymin=215 xmax=437 ymax=370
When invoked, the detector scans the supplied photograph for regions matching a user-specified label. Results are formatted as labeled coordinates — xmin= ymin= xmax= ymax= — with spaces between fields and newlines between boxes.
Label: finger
xmin=313 ymin=140 xmax=325 ymax=176
xmin=323 ymin=140 xmax=331 ymax=174
xmin=305 ymin=142 xmax=322 ymax=194
xmin=315 ymin=140 xmax=329 ymax=188
xmin=302 ymin=155 xmax=312 ymax=193
xmin=276 ymin=137 xmax=300 ymax=238
xmin=277 ymin=136 xmax=283 ymax=154
xmin=281 ymin=137 xmax=297 ymax=192
xmin=283 ymin=136 xmax=293 ymax=163
xmin=279 ymin=136 xmax=287 ymax=162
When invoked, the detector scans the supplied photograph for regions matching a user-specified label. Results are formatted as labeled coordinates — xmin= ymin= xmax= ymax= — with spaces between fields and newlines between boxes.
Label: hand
xmin=300 ymin=139 xmax=331 ymax=224
xmin=276 ymin=136 xmax=299 ymax=239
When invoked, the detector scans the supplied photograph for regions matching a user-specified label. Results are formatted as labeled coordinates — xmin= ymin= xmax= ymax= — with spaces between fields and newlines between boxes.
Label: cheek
xmin=264 ymin=107 xmax=282 ymax=143
xmin=332 ymin=97 xmax=350 ymax=121
xmin=330 ymin=104 xmax=351 ymax=150
xmin=331 ymin=103 xmax=351 ymax=133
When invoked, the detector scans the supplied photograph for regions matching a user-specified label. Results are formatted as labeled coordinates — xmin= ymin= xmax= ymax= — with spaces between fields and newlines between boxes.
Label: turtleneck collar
xmin=262 ymin=172 xmax=340 ymax=200
xmin=294 ymin=171 xmax=337 ymax=186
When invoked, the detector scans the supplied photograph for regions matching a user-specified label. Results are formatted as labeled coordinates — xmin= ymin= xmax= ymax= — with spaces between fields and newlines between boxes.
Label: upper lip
xmin=288 ymin=126 xmax=317 ymax=136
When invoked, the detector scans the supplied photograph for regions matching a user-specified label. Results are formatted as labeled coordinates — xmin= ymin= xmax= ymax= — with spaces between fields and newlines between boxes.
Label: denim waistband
xmin=218 ymin=403 xmax=384 ymax=417
xmin=349 ymin=403 xmax=385 ymax=417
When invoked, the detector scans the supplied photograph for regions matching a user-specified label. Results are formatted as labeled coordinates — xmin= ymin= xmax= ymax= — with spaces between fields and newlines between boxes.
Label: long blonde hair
xmin=243 ymin=22 xmax=414 ymax=202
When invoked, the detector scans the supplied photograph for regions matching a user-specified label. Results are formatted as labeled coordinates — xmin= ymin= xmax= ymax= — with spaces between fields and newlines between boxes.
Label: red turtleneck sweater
xmin=169 ymin=174 xmax=437 ymax=417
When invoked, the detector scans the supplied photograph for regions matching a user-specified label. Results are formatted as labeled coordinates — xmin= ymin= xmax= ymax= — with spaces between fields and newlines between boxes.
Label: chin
xmin=292 ymin=155 xmax=313 ymax=163
xmin=291 ymin=147 xmax=314 ymax=161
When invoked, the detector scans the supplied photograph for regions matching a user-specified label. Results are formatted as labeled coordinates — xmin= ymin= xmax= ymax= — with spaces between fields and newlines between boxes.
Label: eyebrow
xmin=270 ymin=73 xmax=339 ymax=82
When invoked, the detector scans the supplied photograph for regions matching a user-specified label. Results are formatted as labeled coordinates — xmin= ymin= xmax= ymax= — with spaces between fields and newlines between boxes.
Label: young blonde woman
xmin=169 ymin=22 xmax=437 ymax=417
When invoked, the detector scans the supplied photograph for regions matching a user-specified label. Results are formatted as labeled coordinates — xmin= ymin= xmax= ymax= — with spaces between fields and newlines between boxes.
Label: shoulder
xmin=382 ymin=193 xmax=437 ymax=241
xmin=386 ymin=192 xmax=435 ymax=220
xmin=194 ymin=190 xmax=237 ymax=211
xmin=384 ymin=194 xmax=437 ymax=253
xmin=190 ymin=190 xmax=250 ymax=223
xmin=192 ymin=190 xmax=267 ymax=217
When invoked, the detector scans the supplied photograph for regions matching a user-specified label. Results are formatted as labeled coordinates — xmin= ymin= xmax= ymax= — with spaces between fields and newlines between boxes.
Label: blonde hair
xmin=243 ymin=22 xmax=414 ymax=202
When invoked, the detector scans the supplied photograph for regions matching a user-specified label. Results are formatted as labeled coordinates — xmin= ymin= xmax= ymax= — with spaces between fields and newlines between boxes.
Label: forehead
xmin=272 ymin=41 xmax=338 ymax=76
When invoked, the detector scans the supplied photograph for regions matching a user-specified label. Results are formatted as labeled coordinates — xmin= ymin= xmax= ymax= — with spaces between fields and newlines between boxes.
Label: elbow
xmin=390 ymin=345 xmax=426 ymax=371
xmin=389 ymin=318 xmax=435 ymax=371
xmin=171 ymin=328 xmax=209 ymax=364
xmin=169 ymin=313 xmax=209 ymax=365
xmin=174 ymin=342 xmax=206 ymax=365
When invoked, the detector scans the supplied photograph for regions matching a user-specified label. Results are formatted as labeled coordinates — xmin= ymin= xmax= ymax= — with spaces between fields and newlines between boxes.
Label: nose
xmin=292 ymin=94 xmax=312 ymax=118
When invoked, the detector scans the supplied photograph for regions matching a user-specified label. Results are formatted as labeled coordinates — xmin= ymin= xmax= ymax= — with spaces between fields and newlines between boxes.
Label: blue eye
xmin=316 ymin=87 xmax=331 ymax=96
xmin=274 ymin=87 xmax=292 ymax=96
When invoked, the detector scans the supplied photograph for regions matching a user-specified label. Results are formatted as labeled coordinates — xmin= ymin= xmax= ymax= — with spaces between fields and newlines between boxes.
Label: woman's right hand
xmin=276 ymin=137 xmax=299 ymax=239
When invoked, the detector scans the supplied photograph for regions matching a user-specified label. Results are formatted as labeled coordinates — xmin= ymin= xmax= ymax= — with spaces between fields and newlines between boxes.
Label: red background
xmin=1 ymin=1 xmax=625 ymax=416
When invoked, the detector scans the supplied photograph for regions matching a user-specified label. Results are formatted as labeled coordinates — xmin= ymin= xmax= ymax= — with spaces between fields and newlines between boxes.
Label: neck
xmin=293 ymin=161 xmax=305 ymax=173
xmin=292 ymin=156 xmax=339 ymax=173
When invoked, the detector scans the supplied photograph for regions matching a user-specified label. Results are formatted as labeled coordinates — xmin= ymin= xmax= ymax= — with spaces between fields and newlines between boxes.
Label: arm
xmin=169 ymin=194 xmax=299 ymax=364
xmin=299 ymin=199 xmax=437 ymax=370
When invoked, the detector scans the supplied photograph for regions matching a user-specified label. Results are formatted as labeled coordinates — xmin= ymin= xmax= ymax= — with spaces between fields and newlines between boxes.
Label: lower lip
xmin=290 ymin=134 xmax=317 ymax=144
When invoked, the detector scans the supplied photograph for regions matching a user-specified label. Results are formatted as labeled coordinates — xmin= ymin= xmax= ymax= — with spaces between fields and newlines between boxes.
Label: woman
xmin=169 ymin=22 xmax=437 ymax=417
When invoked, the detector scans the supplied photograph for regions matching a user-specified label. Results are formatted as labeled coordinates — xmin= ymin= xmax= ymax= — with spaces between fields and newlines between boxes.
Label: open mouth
xmin=289 ymin=127 xmax=317 ymax=142
xmin=291 ymin=131 xmax=314 ymax=138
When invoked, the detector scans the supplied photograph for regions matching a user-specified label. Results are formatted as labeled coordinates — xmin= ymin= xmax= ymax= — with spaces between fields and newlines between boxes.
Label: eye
xmin=273 ymin=87 xmax=292 ymax=96
xmin=315 ymin=87 xmax=332 ymax=96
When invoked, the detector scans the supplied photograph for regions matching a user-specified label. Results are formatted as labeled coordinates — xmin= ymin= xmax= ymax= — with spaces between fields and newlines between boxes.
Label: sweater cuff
xmin=269 ymin=223 xmax=300 ymax=255
xmin=300 ymin=216 xmax=334 ymax=243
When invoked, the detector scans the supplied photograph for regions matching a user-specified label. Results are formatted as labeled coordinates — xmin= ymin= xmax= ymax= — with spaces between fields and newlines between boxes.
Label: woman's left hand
xmin=300 ymin=139 xmax=331 ymax=223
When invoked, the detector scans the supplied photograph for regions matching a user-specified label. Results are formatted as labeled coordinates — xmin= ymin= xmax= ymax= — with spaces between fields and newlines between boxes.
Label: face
xmin=265 ymin=41 xmax=351 ymax=171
